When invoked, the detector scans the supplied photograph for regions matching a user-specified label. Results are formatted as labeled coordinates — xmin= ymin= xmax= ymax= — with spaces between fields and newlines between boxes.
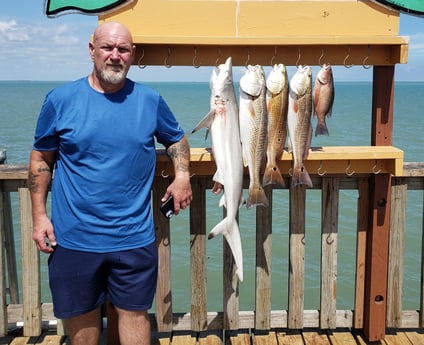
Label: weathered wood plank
xmin=386 ymin=178 xmax=407 ymax=328
xmin=384 ymin=329 xmax=414 ymax=345
xmin=275 ymin=329 xmax=304 ymax=345
xmin=252 ymin=330 xmax=278 ymax=345
xmin=153 ymin=177 xmax=173 ymax=332
xmin=2 ymin=191 xmax=18 ymax=305
xmin=223 ymin=211 xmax=239 ymax=330
xmin=326 ymin=329 xmax=358 ymax=345
xmin=18 ymin=187 xmax=41 ymax=337
xmin=226 ymin=330 xmax=250 ymax=345
xmin=0 ymin=187 xmax=7 ymax=336
xmin=354 ymin=178 xmax=369 ymax=329
xmin=190 ymin=177 xmax=208 ymax=331
xmin=320 ymin=178 xmax=339 ymax=329
xmin=302 ymin=329 xmax=331 ymax=345
xmin=171 ymin=332 xmax=197 ymax=345
xmin=255 ymin=186 xmax=272 ymax=330
xmin=288 ymin=186 xmax=306 ymax=329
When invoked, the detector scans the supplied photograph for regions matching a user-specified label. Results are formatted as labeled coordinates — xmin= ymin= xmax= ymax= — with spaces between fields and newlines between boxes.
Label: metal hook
xmin=164 ymin=47 xmax=172 ymax=68
xmin=271 ymin=46 xmax=278 ymax=66
xmin=296 ymin=47 xmax=301 ymax=66
xmin=326 ymin=233 xmax=335 ymax=245
xmin=317 ymin=161 xmax=327 ymax=176
xmin=215 ymin=48 xmax=222 ymax=67
xmin=137 ymin=48 xmax=146 ymax=69
xmin=363 ymin=45 xmax=372 ymax=69
xmin=372 ymin=160 xmax=381 ymax=174
xmin=245 ymin=48 xmax=251 ymax=67
xmin=318 ymin=48 xmax=325 ymax=67
xmin=193 ymin=47 xmax=201 ymax=68
xmin=161 ymin=170 xmax=169 ymax=178
xmin=344 ymin=47 xmax=353 ymax=68
xmin=288 ymin=167 xmax=293 ymax=177
xmin=345 ymin=160 xmax=355 ymax=176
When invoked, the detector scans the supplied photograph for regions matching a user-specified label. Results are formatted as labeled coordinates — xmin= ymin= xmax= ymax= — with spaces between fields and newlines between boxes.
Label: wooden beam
xmin=363 ymin=174 xmax=392 ymax=341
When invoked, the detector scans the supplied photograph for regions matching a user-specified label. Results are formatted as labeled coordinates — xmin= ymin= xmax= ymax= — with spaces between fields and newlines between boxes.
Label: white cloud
xmin=1 ymin=19 xmax=96 ymax=80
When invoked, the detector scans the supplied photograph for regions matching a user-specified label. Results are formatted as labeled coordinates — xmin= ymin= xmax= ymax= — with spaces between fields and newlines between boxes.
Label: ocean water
xmin=0 ymin=79 xmax=423 ymax=314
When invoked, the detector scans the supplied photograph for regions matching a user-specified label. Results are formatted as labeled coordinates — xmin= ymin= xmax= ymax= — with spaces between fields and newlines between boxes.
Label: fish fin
xmin=192 ymin=109 xmax=215 ymax=134
xmin=246 ymin=185 xmax=269 ymax=209
xmin=208 ymin=217 xmax=244 ymax=282
xmin=291 ymin=166 xmax=313 ymax=188
xmin=218 ymin=194 xmax=226 ymax=208
xmin=263 ymin=164 xmax=285 ymax=187
xmin=315 ymin=121 xmax=329 ymax=136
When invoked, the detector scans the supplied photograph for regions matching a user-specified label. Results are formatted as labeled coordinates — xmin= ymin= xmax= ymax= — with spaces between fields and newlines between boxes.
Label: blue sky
xmin=1 ymin=1 xmax=423 ymax=82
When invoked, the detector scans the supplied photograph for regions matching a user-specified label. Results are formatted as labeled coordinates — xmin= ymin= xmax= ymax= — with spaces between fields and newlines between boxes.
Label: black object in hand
xmin=160 ymin=196 xmax=174 ymax=219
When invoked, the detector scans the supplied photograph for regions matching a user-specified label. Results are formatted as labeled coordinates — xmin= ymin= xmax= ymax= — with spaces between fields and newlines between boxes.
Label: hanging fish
xmin=287 ymin=65 xmax=313 ymax=188
xmin=313 ymin=63 xmax=335 ymax=136
xmin=263 ymin=64 xmax=289 ymax=187
xmin=192 ymin=57 xmax=245 ymax=282
xmin=239 ymin=64 xmax=269 ymax=208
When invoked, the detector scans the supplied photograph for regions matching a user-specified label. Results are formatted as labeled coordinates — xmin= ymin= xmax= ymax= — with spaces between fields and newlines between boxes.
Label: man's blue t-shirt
xmin=33 ymin=77 xmax=184 ymax=252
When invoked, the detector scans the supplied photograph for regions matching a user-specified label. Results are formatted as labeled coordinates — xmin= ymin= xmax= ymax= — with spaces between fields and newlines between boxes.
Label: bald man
xmin=29 ymin=22 xmax=192 ymax=345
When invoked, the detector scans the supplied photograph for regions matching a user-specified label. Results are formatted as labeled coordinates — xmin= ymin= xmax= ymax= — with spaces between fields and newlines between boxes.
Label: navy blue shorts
xmin=48 ymin=242 xmax=158 ymax=319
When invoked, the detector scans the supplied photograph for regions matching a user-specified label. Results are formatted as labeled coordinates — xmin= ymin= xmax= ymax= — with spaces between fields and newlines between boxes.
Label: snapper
xmin=313 ymin=64 xmax=335 ymax=136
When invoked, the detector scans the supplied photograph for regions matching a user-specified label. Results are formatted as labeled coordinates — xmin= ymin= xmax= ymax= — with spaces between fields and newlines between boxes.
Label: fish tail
xmin=315 ymin=121 xmax=329 ymax=136
xmin=291 ymin=166 xmax=313 ymax=188
xmin=246 ymin=184 xmax=269 ymax=209
xmin=263 ymin=164 xmax=285 ymax=187
xmin=208 ymin=217 xmax=244 ymax=282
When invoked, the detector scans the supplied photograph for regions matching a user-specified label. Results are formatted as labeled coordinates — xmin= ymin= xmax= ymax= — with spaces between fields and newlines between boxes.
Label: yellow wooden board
xmin=99 ymin=0 xmax=408 ymax=66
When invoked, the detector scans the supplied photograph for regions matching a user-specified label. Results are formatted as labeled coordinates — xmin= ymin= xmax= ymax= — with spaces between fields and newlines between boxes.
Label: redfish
xmin=263 ymin=64 xmax=289 ymax=187
xmin=239 ymin=64 xmax=269 ymax=208
xmin=313 ymin=64 xmax=335 ymax=136
xmin=287 ymin=65 xmax=313 ymax=188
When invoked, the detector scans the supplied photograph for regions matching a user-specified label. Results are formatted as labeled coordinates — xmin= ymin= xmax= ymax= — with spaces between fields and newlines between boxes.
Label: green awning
xmin=372 ymin=0 xmax=424 ymax=16
xmin=44 ymin=0 xmax=134 ymax=17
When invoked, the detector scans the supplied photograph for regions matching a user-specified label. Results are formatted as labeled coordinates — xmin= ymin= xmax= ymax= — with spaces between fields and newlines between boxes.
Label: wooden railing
xmin=0 ymin=149 xmax=423 ymax=341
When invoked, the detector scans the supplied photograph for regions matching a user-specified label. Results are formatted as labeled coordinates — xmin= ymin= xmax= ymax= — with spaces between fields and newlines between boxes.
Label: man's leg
xmin=116 ymin=307 xmax=151 ymax=345
xmin=65 ymin=307 xmax=101 ymax=345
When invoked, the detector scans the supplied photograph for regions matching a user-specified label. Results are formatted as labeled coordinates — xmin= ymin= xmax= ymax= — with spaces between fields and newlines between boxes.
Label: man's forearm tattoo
xmin=28 ymin=166 xmax=51 ymax=193
xmin=167 ymin=142 xmax=190 ymax=173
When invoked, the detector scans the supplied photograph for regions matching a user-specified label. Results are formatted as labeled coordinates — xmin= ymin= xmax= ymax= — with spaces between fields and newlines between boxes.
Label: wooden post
xmin=288 ymin=185 xmax=306 ymax=329
xmin=153 ymin=177 xmax=173 ymax=332
xmin=223 ymin=207 xmax=239 ymax=330
xmin=190 ymin=176 xmax=208 ymax=331
xmin=19 ymin=186 xmax=42 ymax=336
xmin=0 ymin=183 xmax=7 ymax=336
xmin=320 ymin=177 xmax=339 ymax=329
xmin=363 ymin=65 xmax=395 ymax=341
xmin=386 ymin=177 xmax=406 ymax=328
xmin=354 ymin=178 xmax=369 ymax=329
xmin=255 ymin=185 xmax=272 ymax=330
xmin=364 ymin=174 xmax=392 ymax=341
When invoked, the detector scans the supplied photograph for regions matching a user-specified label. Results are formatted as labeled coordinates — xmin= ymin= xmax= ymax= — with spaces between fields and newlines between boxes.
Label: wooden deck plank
xmin=383 ymin=330 xmax=413 ymax=345
xmin=198 ymin=332 xmax=223 ymax=345
xmin=252 ymin=330 xmax=278 ymax=345
xmin=275 ymin=329 xmax=304 ymax=345
xmin=326 ymin=329 xmax=359 ymax=345
xmin=403 ymin=329 xmax=424 ymax=345
xmin=226 ymin=330 xmax=250 ymax=345
xmin=171 ymin=333 xmax=197 ymax=345
xmin=302 ymin=330 xmax=331 ymax=345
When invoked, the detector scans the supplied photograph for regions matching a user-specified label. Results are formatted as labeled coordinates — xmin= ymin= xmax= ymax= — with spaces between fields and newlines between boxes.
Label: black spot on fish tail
xmin=315 ymin=122 xmax=329 ymax=136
